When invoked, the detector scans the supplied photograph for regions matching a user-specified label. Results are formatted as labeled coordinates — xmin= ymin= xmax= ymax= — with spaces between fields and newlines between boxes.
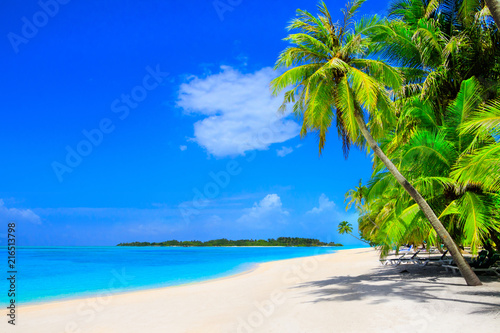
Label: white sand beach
xmin=3 ymin=248 xmax=499 ymax=333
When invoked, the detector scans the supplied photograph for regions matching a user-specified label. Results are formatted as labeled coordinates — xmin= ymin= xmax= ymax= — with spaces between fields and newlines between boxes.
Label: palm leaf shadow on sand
xmin=291 ymin=265 xmax=500 ymax=313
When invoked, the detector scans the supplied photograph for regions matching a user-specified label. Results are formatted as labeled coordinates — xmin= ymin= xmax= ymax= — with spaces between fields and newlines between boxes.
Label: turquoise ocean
xmin=1 ymin=246 xmax=361 ymax=305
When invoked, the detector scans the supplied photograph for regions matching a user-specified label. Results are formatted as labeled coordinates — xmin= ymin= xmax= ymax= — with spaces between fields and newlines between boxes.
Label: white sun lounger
xmin=443 ymin=265 xmax=500 ymax=276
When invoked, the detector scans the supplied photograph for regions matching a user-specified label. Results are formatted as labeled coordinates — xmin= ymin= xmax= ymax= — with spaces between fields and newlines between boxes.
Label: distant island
xmin=117 ymin=237 xmax=343 ymax=247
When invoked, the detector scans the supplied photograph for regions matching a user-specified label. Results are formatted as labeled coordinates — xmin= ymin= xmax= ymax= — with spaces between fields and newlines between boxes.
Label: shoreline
xmin=4 ymin=247 xmax=499 ymax=333
xmin=16 ymin=261 xmax=261 ymax=309
xmin=17 ymin=247 xmax=352 ymax=308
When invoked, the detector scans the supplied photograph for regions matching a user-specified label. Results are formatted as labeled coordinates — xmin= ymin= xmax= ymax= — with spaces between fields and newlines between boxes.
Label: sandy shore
xmin=2 ymin=248 xmax=499 ymax=333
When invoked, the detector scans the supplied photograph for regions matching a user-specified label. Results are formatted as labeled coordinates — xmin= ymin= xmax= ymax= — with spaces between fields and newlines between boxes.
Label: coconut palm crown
xmin=271 ymin=0 xmax=402 ymax=157
xmin=338 ymin=221 xmax=354 ymax=234
xmin=271 ymin=0 xmax=482 ymax=286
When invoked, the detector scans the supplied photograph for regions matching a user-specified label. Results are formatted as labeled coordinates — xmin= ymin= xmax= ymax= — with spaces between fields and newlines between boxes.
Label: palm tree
xmin=373 ymin=0 xmax=500 ymax=249
xmin=345 ymin=179 xmax=379 ymax=230
xmin=375 ymin=0 xmax=500 ymax=107
xmin=345 ymin=179 xmax=366 ymax=211
xmin=271 ymin=0 xmax=481 ymax=285
xmin=361 ymin=77 xmax=500 ymax=255
xmin=338 ymin=221 xmax=353 ymax=234
xmin=338 ymin=221 xmax=369 ymax=243
xmin=348 ymin=0 xmax=500 ymax=256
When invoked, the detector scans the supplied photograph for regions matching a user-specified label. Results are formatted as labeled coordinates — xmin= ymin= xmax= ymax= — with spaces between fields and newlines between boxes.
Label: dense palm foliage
xmin=347 ymin=0 xmax=500 ymax=257
xmin=272 ymin=0 xmax=500 ymax=285
xmin=360 ymin=78 xmax=500 ymax=255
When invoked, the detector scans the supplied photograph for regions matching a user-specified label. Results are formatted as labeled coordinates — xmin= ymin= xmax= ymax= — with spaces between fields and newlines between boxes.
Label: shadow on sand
xmin=292 ymin=264 xmax=500 ymax=314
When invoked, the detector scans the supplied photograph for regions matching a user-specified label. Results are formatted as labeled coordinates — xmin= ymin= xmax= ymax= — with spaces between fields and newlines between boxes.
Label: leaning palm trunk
xmin=349 ymin=232 xmax=370 ymax=244
xmin=366 ymin=214 xmax=379 ymax=229
xmin=354 ymin=113 xmax=482 ymax=286
xmin=272 ymin=1 xmax=483 ymax=286
xmin=485 ymin=0 xmax=500 ymax=29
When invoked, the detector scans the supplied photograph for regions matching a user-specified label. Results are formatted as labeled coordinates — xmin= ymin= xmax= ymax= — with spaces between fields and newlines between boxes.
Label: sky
xmin=0 ymin=0 xmax=389 ymax=246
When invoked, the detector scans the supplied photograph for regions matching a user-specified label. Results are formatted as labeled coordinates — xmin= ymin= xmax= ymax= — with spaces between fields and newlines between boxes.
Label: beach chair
xmin=443 ymin=253 xmax=500 ymax=277
xmin=380 ymin=253 xmax=406 ymax=266
xmin=399 ymin=245 xmax=413 ymax=253
xmin=394 ymin=250 xmax=421 ymax=265
xmin=417 ymin=250 xmax=450 ymax=266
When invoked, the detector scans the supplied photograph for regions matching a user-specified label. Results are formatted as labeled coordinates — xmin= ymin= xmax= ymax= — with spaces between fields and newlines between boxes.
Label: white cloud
xmin=205 ymin=214 xmax=223 ymax=228
xmin=177 ymin=66 xmax=300 ymax=157
xmin=237 ymin=194 xmax=289 ymax=226
xmin=307 ymin=194 xmax=335 ymax=214
xmin=0 ymin=199 xmax=41 ymax=225
xmin=179 ymin=145 xmax=187 ymax=151
xmin=127 ymin=222 xmax=183 ymax=236
xmin=276 ymin=146 xmax=293 ymax=157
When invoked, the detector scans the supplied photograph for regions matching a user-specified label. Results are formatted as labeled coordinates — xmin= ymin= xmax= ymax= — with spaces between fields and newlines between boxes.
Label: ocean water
xmin=1 ymin=246 xmax=359 ymax=305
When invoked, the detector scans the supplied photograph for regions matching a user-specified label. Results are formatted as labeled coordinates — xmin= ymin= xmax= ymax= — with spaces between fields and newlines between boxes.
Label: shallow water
xmin=1 ymin=246 xmax=362 ymax=305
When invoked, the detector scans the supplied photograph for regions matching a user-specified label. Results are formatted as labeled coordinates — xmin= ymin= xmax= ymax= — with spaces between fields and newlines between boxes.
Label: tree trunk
xmin=485 ymin=0 xmax=500 ymax=29
xmin=348 ymin=232 xmax=370 ymax=244
xmin=366 ymin=215 xmax=379 ymax=229
xmin=354 ymin=113 xmax=482 ymax=286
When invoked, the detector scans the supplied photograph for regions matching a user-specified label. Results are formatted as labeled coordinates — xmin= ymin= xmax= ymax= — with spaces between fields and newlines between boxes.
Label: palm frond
xmin=452 ymin=143 xmax=500 ymax=192
xmin=458 ymin=191 xmax=495 ymax=254
xmin=460 ymin=98 xmax=500 ymax=137
xmin=339 ymin=0 xmax=367 ymax=40
xmin=271 ymin=64 xmax=322 ymax=95
xmin=446 ymin=76 xmax=483 ymax=130
xmin=351 ymin=58 xmax=403 ymax=90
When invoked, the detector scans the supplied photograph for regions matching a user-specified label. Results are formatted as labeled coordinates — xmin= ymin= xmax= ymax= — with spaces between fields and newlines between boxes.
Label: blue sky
xmin=0 ymin=0 xmax=388 ymax=246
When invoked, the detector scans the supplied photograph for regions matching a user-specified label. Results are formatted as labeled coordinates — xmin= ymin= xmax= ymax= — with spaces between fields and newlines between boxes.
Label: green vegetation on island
xmin=272 ymin=0 xmax=500 ymax=285
xmin=117 ymin=237 xmax=342 ymax=247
